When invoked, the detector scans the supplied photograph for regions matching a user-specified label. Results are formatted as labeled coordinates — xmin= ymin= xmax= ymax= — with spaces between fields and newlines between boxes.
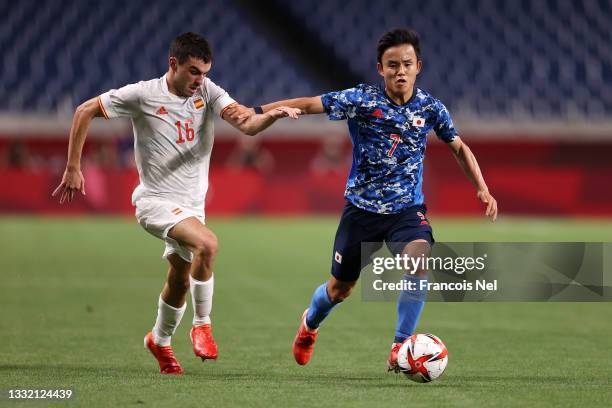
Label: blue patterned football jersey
xmin=321 ymin=84 xmax=457 ymax=214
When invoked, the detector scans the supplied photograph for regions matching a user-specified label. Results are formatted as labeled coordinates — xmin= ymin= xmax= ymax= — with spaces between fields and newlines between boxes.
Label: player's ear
xmin=377 ymin=62 xmax=384 ymax=77
xmin=169 ymin=57 xmax=178 ymax=72
xmin=416 ymin=59 xmax=423 ymax=75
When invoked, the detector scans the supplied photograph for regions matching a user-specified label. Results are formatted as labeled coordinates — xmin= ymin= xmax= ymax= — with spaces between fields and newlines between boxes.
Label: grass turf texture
xmin=1 ymin=216 xmax=611 ymax=407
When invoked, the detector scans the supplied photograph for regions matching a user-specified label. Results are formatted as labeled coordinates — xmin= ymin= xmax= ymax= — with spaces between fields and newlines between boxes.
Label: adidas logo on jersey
xmin=156 ymin=106 xmax=168 ymax=115
xmin=371 ymin=108 xmax=384 ymax=118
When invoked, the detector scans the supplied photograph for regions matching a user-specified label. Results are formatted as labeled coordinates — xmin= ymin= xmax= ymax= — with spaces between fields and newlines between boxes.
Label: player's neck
xmin=385 ymin=87 xmax=414 ymax=106
xmin=165 ymin=72 xmax=181 ymax=97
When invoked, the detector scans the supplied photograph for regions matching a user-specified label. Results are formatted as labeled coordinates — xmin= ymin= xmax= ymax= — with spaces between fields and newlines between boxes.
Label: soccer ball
xmin=397 ymin=333 xmax=448 ymax=383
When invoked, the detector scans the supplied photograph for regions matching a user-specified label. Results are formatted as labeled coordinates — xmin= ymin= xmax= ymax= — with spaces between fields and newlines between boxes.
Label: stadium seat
xmin=0 ymin=0 xmax=610 ymax=119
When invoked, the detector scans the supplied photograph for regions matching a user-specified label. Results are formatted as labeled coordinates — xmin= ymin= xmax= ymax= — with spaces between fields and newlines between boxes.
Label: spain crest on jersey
xmin=194 ymin=98 xmax=204 ymax=110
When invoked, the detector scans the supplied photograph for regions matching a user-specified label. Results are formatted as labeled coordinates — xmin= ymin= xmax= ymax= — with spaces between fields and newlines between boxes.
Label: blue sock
xmin=394 ymin=274 xmax=428 ymax=343
xmin=305 ymin=283 xmax=337 ymax=329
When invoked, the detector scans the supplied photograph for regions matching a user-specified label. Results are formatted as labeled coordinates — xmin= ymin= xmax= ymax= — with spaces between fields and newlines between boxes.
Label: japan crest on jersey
xmin=412 ymin=116 xmax=425 ymax=127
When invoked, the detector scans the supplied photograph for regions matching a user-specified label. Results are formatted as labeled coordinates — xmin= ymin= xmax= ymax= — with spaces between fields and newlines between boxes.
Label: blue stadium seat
xmin=282 ymin=0 xmax=612 ymax=119
xmin=0 ymin=0 xmax=319 ymax=112
xmin=0 ymin=0 xmax=610 ymax=119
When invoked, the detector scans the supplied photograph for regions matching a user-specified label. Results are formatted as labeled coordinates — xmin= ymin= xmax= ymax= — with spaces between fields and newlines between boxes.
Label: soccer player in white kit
xmin=52 ymin=32 xmax=300 ymax=374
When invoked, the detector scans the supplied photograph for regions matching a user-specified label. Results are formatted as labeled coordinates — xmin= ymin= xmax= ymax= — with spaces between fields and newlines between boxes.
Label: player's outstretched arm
xmin=446 ymin=137 xmax=498 ymax=221
xmin=261 ymin=96 xmax=325 ymax=115
xmin=222 ymin=103 xmax=301 ymax=136
xmin=52 ymin=96 xmax=104 ymax=203
xmin=225 ymin=97 xmax=325 ymax=125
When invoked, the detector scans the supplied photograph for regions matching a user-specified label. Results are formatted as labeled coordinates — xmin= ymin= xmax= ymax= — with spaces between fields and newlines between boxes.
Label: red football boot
xmin=143 ymin=332 xmax=183 ymax=374
xmin=387 ymin=342 xmax=403 ymax=372
xmin=292 ymin=309 xmax=319 ymax=365
xmin=190 ymin=324 xmax=218 ymax=361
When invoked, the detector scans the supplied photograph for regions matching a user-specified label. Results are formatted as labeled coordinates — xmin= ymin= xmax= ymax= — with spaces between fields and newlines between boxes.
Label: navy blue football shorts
xmin=330 ymin=201 xmax=434 ymax=282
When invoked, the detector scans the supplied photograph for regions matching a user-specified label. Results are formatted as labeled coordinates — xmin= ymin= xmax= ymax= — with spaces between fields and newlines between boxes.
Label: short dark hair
xmin=169 ymin=32 xmax=212 ymax=64
xmin=377 ymin=29 xmax=421 ymax=63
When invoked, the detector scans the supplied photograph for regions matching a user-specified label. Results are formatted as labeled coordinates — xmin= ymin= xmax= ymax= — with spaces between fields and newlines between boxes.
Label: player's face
xmin=170 ymin=56 xmax=211 ymax=97
xmin=377 ymin=44 xmax=422 ymax=98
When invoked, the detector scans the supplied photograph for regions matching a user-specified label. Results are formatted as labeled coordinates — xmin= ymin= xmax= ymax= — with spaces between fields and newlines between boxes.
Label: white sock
xmin=152 ymin=296 xmax=186 ymax=346
xmin=190 ymin=274 xmax=214 ymax=327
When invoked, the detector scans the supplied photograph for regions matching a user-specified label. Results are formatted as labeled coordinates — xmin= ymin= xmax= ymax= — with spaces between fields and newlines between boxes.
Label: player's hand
xmin=52 ymin=167 xmax=86 ymax=204
xmin=225 ymin=104 xmax=254 ymax=125
xmin=269 ymin=106 xmax=301 ymax=119
xmin=477 ymin=190 xmax=497 ymax=222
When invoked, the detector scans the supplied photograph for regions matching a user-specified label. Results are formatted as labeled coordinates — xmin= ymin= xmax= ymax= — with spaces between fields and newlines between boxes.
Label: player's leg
xmin=305 ymin=214 xmax=382 ymax=331
xmin=167 ymin=217 xmax=217 ymax=326
xmin=304 ymin=275 xmax=358 ymax=330
xmin=293 ymin=204 xmax=383 ymax=365
xmin=166 ymin=217 xmax=219 ymax=360
xmin=134 ymin=200 xmax=212 ymax=371
xmin=294 ymin=278 xmax=360 ymax=366
xmin=154 ymin=253 xmax=191 ymax=342
xmin=394 ymin=239 xmax=431 ymax=342
xmin=145 ymin=253 xmax=190 ymax=374
xmin=386 ymin=239 xmax=431 ymax=371
xmin=161 ymin=253 xmax=192 ymax=307
xmin=385 ymin=206 xmax=434 ymax=371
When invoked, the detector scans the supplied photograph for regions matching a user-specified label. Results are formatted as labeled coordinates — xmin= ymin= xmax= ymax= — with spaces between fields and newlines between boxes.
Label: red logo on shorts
xmin=417 ymin=211 xmax=428 ymax=225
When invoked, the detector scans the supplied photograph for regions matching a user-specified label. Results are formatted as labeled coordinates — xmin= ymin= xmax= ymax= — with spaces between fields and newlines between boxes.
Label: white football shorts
xmin=134 ymin=197 xmax=205 ymax=263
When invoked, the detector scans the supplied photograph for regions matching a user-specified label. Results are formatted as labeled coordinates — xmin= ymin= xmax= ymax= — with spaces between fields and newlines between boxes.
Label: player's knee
xmin=192 ymin=233 xmax=218 ymax=260
xmin=328 ymin=285 xmax=354 ymax=303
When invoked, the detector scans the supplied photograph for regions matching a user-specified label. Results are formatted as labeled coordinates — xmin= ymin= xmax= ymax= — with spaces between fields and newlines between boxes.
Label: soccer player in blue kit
xmin=232 ymin=28 xmax=498 ymax=370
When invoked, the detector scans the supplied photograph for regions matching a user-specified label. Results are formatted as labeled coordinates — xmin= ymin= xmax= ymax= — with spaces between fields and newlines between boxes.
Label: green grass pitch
xmin=1 ymin=216 xmax=611 ymax=407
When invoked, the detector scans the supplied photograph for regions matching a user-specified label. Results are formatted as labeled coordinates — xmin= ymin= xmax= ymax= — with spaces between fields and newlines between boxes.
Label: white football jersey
xmin=98 ymin=74 xmax=235 ymax=209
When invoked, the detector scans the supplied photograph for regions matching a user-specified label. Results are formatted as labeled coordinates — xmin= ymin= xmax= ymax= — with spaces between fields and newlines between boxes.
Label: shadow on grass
xmin=452 ymin=374 xmax=603 ymax=386
xmin=186 ymin=370 xmax=600 ymax=389
xmin=0 ymin=363 xmax=150 ymax=377
xmin=3 ymin=364 xmax=599 ymax=389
